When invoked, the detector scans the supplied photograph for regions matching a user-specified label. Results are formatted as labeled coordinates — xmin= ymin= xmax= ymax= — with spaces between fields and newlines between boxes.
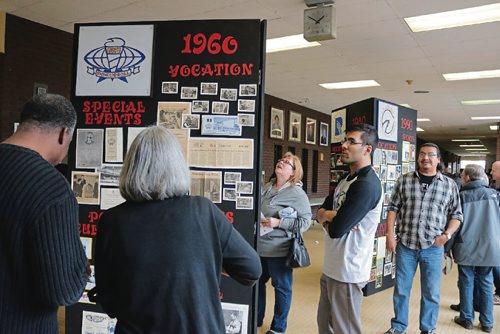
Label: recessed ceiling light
xmin=266 ymin=34 xmax=320 ymax=53
xmin=465 ymin=148 xmax=488 ymax=151
xmin=459 ymin=144 xmax=484 ymax=147
xmin=404 ymin=3 xmax=500 ymax=32
xmin=451 ymin=139 xmax=480 ymax=142
xmin=413 ymin=90 xmax=430 ymax=94
xmin=471 ymin=116 xmax=500 ymax=120
xmin=319 ymin=80 xmax=380 ymax=89
xmin=417 ymin=118 xmax=430 ymax=122
xmin=461 ymin=99 xmax=500 ymax=105
xmin=491 ymin=125 xmax=499 ymax=130
xmin=416 ymin=127 xmax=424 ymax=132
xmin=443 ymin=69 xmax=500 ymax=81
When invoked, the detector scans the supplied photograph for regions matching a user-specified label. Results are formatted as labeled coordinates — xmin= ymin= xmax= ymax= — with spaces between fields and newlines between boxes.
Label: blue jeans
xmin=458 ymin=265 xmax=494 ymax=328
xmin=391 ymin=242 xmax=444 ymax=332
xmin=257 ymin=257 xmax=293 ymax=333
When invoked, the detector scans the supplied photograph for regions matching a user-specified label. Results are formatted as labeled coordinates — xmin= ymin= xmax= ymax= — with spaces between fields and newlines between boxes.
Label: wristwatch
xmin=443 ymin=231 xmax=451 ymax=240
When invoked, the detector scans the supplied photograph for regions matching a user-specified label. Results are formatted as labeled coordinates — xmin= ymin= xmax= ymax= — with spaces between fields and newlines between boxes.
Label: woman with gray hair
xmin=91 ymin=126 xmax=261 ymax=334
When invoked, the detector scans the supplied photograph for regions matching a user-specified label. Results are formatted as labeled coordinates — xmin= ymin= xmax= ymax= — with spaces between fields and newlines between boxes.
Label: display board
xmin=66 ymin=19 xmax=266 ymax=334
xmin=330 ymin=98 xmax=417 ymax=296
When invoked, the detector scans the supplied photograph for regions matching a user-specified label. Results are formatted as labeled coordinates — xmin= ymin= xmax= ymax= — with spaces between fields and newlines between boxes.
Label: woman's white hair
xmin=120 ymin=126 xmax=191 ymax=201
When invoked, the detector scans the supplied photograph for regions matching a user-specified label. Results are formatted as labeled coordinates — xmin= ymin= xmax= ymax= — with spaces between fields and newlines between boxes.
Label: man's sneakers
xmin=384 ymin=328 xmax=405 ymax=334
xmin=481 ymin=325 xmax=492 ymax=333
xmin=494 ymin=294 xmax=500 ymax=305
xmin=449 ymin=303 xmax=460 ymax=312
xmin=454 ymin=316 xmax=473 ymax=330
xmin=265 ymin=330 xmax=284 ymax=334
xmin=420 ymin=330 xmax=437 ymax=334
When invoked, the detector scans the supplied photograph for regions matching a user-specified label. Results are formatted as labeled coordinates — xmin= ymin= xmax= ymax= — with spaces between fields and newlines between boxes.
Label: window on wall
xmin=302 ymin=149 xmax=308 ymax=192
xmin=312 ymin=150 xmax=318 ymax=193
xmin=274 ymin=144 xmax=283 ymax=163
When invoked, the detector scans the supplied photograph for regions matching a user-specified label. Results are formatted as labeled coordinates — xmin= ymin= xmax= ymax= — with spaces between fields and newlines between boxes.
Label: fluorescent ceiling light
xmin=400 ymin=103 xmax=412 ymax=108
xmin=416 ymin=127 xmax=424 ymax=132
xmin=461 ymin=99 xmax=500 ymax=105
xmin=465 ymin=148 xmax=488 ymax=151
xmin=443 ymin=69 xmax=500 ymax=81
xmin=404 ymin=3 xmax=500 ymax=32
xmin=491 ymin=125 xmax=499 ymax=130
xmin=266 ymin=34 xmax=320 ymax=53
xmin=459 ymin=144 xmax=484 ymax=147
xmin=417 ymin=118 xmax=430 ymax=122
xmin=471 ymin=116 xmax=500 ymax=120
xmin=319 ymin=80 xmax=380 ymax=90
xmin=451 ymin=139 xmax=480 ymax=142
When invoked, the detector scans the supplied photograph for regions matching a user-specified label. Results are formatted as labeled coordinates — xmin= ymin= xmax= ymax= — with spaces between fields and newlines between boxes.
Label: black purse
xmin=285 ymin=221 xmax=311 ymax=268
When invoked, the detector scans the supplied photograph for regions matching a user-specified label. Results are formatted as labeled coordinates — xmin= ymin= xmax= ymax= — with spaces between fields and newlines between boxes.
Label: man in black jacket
xmin=0 ymin=94 xmax=88 ymax=333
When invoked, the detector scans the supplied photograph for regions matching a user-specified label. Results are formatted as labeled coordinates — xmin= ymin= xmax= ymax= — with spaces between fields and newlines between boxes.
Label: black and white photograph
xmin=384 ymin=263 xmax=392 ymax=276
xmin=200 ymin=82 xmax=218 ymax=95
xmin=305 ymin=117 xmax=316 ymax=145
xmin=386 ymin=150 xmax=398 ymax=164
xmin=161 ymin=81 xmax=178 ymax=94
xmin=212 ymin=101 xmax=229 ymax=114
xmin=105 ymin=127 xmax=123 ymax=163
xmin=80 ymin=237 xmax=93 ymax=260
xmin=270 ymin=107 xmax=284 ymax=139
xmin=220 ymin=88 xmax=237 ymax=101
xmin=379 ymin=165 xmax=387 ymax=181
xmin=402 ymin=162 xmax=410 ymax=175
xmin=387 ymin=165 xmax=397 ymax=181
xmin=236 ymin=196 xmax=253 ymax=210
xmin=192 ymin=100 xmax=209 ymax=113
xmin=182 ymin=114 xmax=200 ymax=129
xmin=76 ymin=128 xmax=103 ymax=168
xmin=236 ymin=181 xmax=253 ymax=194
xmin=180 ymin=86 xmax=198 ymax=99
xmin=203 ymin=171 xmax=222 ymax=203
xmin=395 ymin=165 xmax=402 ymax=179
xmin=72 ymin=171 xmax=100 ymax=205
xmin=373 ymin=149 xmax=382 ymax=166
xmin=402 ymin=141 xmax=410 ymax=162
xmin=224 ymin=172 xmax=241 ymax=185
xmin=239 ymin=83 xmax=257 ymax=96
xmin=98 ymin=164 xmax=122 ymax=186
xmin=385 ymin=181 xmax=395 ymax=195
xmin=238 ymin=114 xmax=255 ymax=127
xmin=238 ymin=99 xmax=255 ymax=112
xmin=222 ymin=302 xmax=248 ymax=334
xmin=319 ymin=122 xmax=329 ymax=146
xmin=384 ymin=192 xmax=391 ymax=206
xmin=157 ymin=102 xmax=191 ymax=129
xmin=223 ymin=188 xmax=237 ymax=202
xmin=289 ymin=111 xmax=301 ymax=142
xmin=81 ymin=310 xmax=117 ymax=334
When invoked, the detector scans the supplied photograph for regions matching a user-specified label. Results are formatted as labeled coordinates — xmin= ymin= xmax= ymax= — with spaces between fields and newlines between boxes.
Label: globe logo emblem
xmin=84 ymin=37 xmax=145 ymax=83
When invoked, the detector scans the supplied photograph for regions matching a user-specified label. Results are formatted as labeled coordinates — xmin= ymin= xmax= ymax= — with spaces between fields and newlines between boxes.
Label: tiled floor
xmin=257 ymin=223 xmax=500 ymax=334
xmin=59 ymin=222 xmax=500 ymax=333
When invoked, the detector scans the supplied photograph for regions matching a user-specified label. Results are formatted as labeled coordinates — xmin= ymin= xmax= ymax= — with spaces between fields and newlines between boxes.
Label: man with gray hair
xmin=0 ymin=94 xmax=88 ymax=333
xmin=490 ymin=161 xmax=500 ymax=306
xmin=452 ymin=164 xmax=500 ymax=333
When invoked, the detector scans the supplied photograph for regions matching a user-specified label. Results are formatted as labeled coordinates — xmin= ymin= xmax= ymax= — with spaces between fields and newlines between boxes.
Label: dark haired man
xmin=385 ymin=143 xmax=463 ymax=334
xmin=0 ymin=94 xmax=88 ymax=333
xmin=317 ymin=124 xmax=383 ymax=334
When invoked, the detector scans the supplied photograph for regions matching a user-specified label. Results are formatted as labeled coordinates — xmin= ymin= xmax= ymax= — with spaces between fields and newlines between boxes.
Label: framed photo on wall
xmin=289 ymin=111 xmax=301 ymax=142
xmin=319 ymin=122 xmax=329 ymax=146
xmin=305 ymin=117 xmax=316 ymax=145
xmin=270 ymin=107 xmax=284 ymax=139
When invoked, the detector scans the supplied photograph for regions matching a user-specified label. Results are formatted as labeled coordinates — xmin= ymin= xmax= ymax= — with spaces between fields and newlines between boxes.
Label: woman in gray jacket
xmin=257 ymin=154 xmax=312 ymax=334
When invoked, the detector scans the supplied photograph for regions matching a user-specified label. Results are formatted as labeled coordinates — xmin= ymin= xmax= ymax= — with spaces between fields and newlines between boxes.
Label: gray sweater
xmin=258 ymin=181 xmax=312 ymax=257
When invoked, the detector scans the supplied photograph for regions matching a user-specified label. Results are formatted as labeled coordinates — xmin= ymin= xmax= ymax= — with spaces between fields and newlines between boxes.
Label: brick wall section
xmin=263 ymin=94 xmax=331 ymax=201
xmin=0 ymin=14 xmax=73 ymax=141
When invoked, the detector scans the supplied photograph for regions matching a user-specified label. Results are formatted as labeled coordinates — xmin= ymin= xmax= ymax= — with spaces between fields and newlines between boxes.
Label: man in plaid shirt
xmin=384 ymin=143 xmax=463 ymax=334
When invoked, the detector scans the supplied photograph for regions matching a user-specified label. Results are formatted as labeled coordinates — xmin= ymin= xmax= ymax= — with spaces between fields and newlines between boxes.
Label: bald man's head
xmin=492 ymin=161 xmax=500 ymax=181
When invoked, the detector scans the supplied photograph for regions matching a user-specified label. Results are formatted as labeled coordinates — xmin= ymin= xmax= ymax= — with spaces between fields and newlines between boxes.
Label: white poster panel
xmin=331 ymin=108 xmax=346 ymax=143
xmin=75 ymin=25 xmax=154 ymax=96
xmin=378 ymin=101 xmax=398 ymax=142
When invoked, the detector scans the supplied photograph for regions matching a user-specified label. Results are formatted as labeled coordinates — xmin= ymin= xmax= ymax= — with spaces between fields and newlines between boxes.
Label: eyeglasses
xmin=341 ymin=138 xmax=365 ymax=146
xmin=418 ymin=152 xmax=438 ymax=158
xmin=277 ymin=159 xmax=295 ymax=169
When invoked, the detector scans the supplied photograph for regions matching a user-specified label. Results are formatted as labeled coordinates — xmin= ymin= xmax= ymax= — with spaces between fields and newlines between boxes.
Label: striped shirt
xmin=388 ymin=171 xmax=463 ymax=250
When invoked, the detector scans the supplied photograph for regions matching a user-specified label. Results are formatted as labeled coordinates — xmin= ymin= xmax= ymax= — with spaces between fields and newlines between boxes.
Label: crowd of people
xmin=1 ymin=94 xmax=498 ymax=334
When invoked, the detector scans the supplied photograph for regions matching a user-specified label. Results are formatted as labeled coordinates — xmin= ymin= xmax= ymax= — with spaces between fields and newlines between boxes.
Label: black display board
xmin=66 ymin=19 xmax=266 ymax=334
xmin=330 ymin=98 xmax=417 ymax=296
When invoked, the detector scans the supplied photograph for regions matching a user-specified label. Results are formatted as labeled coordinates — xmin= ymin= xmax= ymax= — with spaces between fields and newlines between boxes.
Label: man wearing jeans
xmin=491 ymin=161 xmax=500 ymax=306
xmin=384 ymin=143 xmax=463 ymax=334
xmin=452 ymin=164 xmax=499 ymax=333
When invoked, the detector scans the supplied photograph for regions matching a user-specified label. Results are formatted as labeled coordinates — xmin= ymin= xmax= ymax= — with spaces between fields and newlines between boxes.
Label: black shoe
xmin=454 ymin=316 xmax=473 ymax=330
xmin=481 ymin=325 xmax=492 ymax=333
xmin=450 ymin=303 xmax=460 ymax=312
